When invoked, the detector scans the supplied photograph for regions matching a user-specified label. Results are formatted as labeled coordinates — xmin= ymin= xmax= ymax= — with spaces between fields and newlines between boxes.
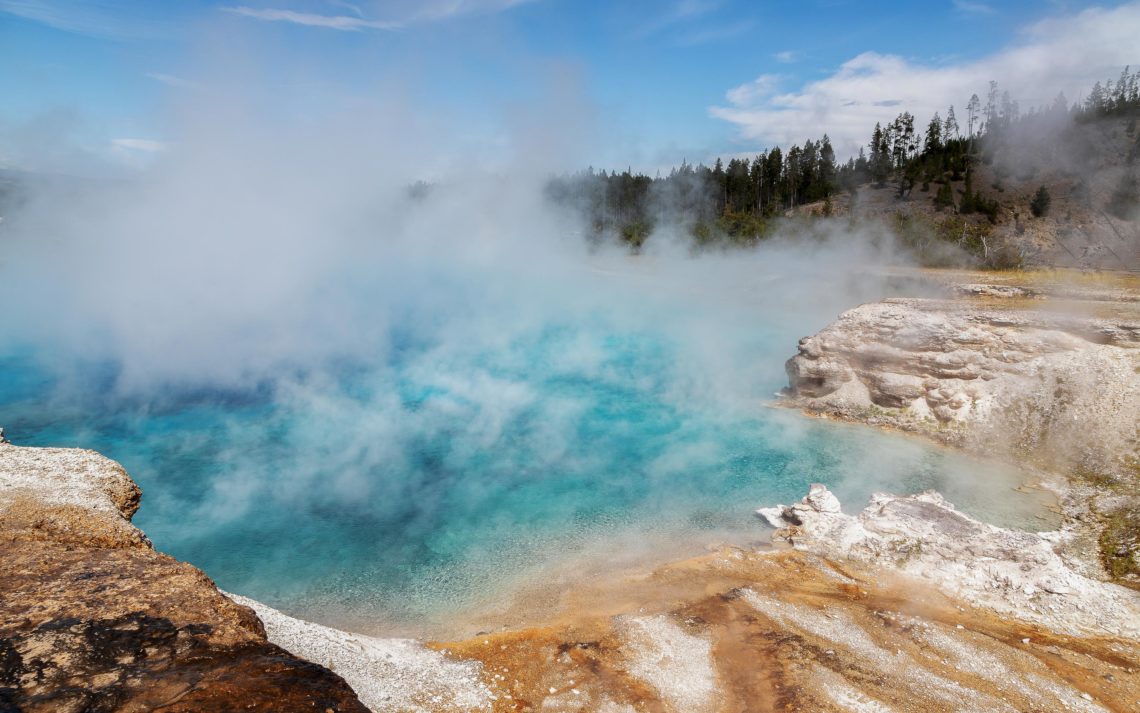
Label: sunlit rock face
xmin=784 ymin=292 xmax=1140 ymax=478
xmin=761 ymin=484 xmax=1140 ymax=639
xmin=435 ymin=502 xmax=1140 ymax=713
xmin=0 ymin=443 xmax=368 ymax=713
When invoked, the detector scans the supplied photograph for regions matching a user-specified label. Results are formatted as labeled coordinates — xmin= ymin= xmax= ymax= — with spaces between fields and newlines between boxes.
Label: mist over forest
xmin=545 ymin=72 xmax=1140 ymax=269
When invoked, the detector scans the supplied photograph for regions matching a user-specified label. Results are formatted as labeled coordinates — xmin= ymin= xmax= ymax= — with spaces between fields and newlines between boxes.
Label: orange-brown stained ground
xmin=438 ymin=548 xmax=1140 ymax=713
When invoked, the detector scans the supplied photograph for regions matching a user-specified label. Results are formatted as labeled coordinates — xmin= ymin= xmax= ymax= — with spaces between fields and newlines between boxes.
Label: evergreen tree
xmin=1030 ymin=185 xmax=1051 ymax=217
xmin=889 ymin=112 xmax=917 ymax=196
xmin=933 ymin=182 xmax=955 ymax=210
xmin=966 ymin=93 xmax=981 ymax=137
xmin=854 ymin=146 xmax=869 ymax=181
xmin=1116 ymin=66 xmax=1131 ymax=108
xmin=943 ymin=106 xmax=959 ymax=143
xmin=750 ymin=154 xmax=765 ymax=212
xmin=764 ymin=148 xmax=783 ymax=212
xmin=960 ymin=169 xmax=976 ymax=214
xmin=712 ymin=158 xmax=726 ymax=214
xmin=983 ymin=80 xmax=1000 ymax=133
xmin=999 ymin=90 xmax=1018 ymax=127
xmin=869 ymin=123 xmax=891 ymax=186
xmin=1086 ymin=82 xmax=1106 ymax=113
xmin=818 ymin=135 xmax=837 ymax=197
xmin=784 ymin=144 xmax=802 ymax=206
xmin=924 ymin=113 xmax=943 ymax=154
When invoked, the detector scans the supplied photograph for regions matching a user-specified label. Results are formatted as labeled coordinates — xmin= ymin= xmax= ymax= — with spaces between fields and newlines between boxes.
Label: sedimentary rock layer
xmin=438 ymin=524 xmax=1140 ymax=713
xmin=783 ymin=295 xmax=1139 ymax=477
xmin=782 ymin=275 xmax=1140 ymax=592
xmin=0 ymin=443 xmax=368 ymax=713
xmin=759 ymin=484 xmax=1140 ymax=639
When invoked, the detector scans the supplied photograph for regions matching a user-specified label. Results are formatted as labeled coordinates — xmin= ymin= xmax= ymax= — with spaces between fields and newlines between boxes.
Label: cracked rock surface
xmin=760 ymin=484 xmax=1140 ymax=639
xmin=0 ymin=442 xmax=368 ymax=713
xmin=783 ymin=295 xmax=1139 ymax=478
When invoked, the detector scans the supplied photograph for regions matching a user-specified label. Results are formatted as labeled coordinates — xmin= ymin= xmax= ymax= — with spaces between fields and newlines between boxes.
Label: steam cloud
xmin=0 ymin=34 xmax=1057 ymax=628
xmin=0 ymin=52 xmax=913 ymax=392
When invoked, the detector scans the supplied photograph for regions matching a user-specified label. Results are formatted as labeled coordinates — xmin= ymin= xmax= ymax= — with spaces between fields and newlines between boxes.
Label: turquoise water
xmin=0 ymin=285 xmax=1051 ymax=633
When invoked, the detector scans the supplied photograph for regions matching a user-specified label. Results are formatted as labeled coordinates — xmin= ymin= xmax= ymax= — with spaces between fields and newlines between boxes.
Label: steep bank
xmin=782 ymin=275 xmax=1139 ymax=476
xmin=0 ymin=443 xmax=369 ymax=712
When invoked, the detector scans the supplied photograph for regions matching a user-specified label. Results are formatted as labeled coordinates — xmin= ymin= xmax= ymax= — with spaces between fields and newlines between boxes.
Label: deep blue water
xmin=0 ymin=309 xmax=1052 ymax=633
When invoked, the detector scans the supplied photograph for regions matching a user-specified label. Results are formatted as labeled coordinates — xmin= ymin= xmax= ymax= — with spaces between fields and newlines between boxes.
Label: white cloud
xmin=223 ymin=6 xmax=401 ymax=30
xmin=675 ymin=20 xmax=753 ymax=47
xmin=724 ymin=74 xmax=782 ymax=106
xmin=326 ymin=0 xmax=366 ymax=18
xmin=223 ymin=0 xmax=536 ymax=31
xmin=0 ymin=0 xmax=170 ymax=39
xmin=634 ymin=0 xmax=721 ymax=38
xmin=953 ymin=0 xmax=996 ymax=15
xmin=146 ymin=72 xmax=200 ymax=89
xmin=710 ymin=2 xmax=1140 ymax=158
xmin=111 ymin=138 xmax=167 ymax=152
xmin=774 ymin=50 xmax=797 ymax=64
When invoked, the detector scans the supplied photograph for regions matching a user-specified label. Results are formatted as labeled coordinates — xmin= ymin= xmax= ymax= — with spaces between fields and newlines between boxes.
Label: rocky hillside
xmin=805 ymin=116 xmax=1140 ymax=271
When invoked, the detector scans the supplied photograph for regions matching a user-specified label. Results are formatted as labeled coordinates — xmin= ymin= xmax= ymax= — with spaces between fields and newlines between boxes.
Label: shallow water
xmin=0 ymin=301 xmax=1056 ymax=634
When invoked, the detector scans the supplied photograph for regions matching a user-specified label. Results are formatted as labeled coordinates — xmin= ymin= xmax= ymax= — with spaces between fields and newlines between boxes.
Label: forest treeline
xmin=546 ymin=69 xmax=1140 ymax=254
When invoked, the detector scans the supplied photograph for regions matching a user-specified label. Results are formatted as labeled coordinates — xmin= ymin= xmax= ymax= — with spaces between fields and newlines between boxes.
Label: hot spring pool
xmin=0 ymin=308 xmax=1056 ymax=636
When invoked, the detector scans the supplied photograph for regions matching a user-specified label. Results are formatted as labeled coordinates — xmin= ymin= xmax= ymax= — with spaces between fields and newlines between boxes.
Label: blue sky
xmin=1 ymin=0 xmax=1137 ymax=174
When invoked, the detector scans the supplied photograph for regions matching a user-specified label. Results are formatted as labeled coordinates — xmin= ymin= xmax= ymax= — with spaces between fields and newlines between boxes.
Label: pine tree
xmin=1030 ymin=186 xmax=1051 ymax=217
xmin=960 ymin=169 xmax=976 ymax=214
xmin=712 ymin=158 xmax=726 ymax=214
xmin=933 ymin=182 xmax=955 ymax=210
xmin=983 ymin=80 xmax=999 ymax=133
xmin=764 ymin=148 xmax=783 ymax=212
xmin=870 ymin=123 xmax=890 ymax=186
xmin=1086 ymin=82 xmax=1105 ymax=113
xmin=1116 ymin=66 xmax=1131 ymax=109
xmin=943 ymin=106 xmax=959 ymax=143
xmin=819 ymin=135 xmax=837 ymax=198
xmin=924 ymin=113 xmax=943 ymax=154
xmin=784 ymin=145 xmax=802 ymax=206
xmin=750 ymin=155 xmax=765 ymax=213
xmin=888 ymin=113 xmax=917 ymax=197
xmin=1000 ymin=90 xmax=1018 ymax=126
xmin=966 ymin=94 xmax=981 ymax=137
xmin=854 ymin=146 xmax=869 ymax=181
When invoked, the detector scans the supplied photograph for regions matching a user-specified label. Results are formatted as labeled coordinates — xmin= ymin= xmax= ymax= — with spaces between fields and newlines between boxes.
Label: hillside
xmin=550 ymin=79 xmax=1140 ymax=272
xmin=800 ymin=116 xmax=1139 ymax=271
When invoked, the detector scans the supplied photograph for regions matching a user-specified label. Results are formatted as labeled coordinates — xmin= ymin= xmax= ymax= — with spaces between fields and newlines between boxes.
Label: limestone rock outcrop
xmin=0 ymin=443 xmax=368 ymax=713
xmin=761 ymin=484 xmax=1140 ymax=639
xmin=784 ymin=295 xmax=1140 ymax=477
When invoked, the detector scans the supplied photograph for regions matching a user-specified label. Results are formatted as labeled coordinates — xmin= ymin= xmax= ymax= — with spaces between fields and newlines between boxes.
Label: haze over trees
xmin=548 ymin=71 xmax=1140 ymax=267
